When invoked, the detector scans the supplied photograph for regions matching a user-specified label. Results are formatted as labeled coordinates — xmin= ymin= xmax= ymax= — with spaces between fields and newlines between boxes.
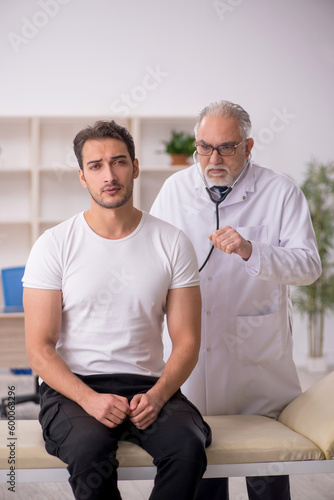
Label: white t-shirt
xmin=23 ymin=212 xmax=199 ymax=378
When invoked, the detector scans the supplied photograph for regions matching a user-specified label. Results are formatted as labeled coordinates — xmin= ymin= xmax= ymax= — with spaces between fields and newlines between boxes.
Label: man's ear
xmin=246 ymin=138 xmax=254 ymax=157
xmin=78 ymin=168 xmax=87 ymax=188
xmin=133 ymin=158 xmax=139 ymax=179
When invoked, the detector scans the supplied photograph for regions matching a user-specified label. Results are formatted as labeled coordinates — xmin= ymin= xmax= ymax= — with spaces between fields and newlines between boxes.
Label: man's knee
xmin=178 ymin=422 xmax=208 ymax=454
xmin=146 ymin=395 xmax=210 ymax=462
xmin=65 ymin=426 xmax=118 ymax=474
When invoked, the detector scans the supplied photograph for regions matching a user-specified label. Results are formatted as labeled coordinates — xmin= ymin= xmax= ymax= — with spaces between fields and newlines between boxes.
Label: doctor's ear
xmin=246 ymin=138 xmax=254 ymax=157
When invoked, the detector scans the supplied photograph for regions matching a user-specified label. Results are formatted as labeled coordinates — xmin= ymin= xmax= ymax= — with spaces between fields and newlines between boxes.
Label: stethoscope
xmin=193 ymin=151 xmax=251 ymax=272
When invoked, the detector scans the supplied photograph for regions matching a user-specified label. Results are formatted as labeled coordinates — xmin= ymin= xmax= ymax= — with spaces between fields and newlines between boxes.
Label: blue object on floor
xmin=1 ymin=267 xmax=29 ymax=373
xmin=10 ymin=369 xmax=32 ymax=375
xmin=1 ymin=266 xmax=25 ymax=310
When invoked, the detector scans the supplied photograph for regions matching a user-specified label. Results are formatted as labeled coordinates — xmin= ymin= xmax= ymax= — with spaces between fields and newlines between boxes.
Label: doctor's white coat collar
xmin=193 ymin=160 xmax=256 ymax=207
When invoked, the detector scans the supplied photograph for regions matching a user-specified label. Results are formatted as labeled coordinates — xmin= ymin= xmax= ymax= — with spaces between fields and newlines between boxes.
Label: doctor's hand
xmin=209 ymin=226 xmax=252 ymax=261
xmin=129 ymin=392 xmax=163 ymax=430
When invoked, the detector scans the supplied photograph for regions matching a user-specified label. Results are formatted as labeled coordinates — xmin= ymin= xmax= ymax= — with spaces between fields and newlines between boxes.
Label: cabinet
xmin=0 ymin=115 xmax=195 ymax=273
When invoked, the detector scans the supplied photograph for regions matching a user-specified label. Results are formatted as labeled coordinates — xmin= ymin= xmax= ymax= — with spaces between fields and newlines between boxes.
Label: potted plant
xmin=293 ymin=160 xmax=334 ymax=372
xmin=162 ymin=130 xmax=195 ymax=166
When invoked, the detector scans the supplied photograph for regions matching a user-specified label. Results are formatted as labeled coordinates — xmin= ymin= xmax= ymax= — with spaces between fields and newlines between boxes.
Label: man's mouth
xmin=103 ymin=185 xmax=121 ymax=194
xmin=208 ymin=167 xmax=227 ymax=176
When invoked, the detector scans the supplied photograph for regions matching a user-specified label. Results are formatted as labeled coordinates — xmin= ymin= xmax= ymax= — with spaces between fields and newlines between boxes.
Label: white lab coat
xmin=150 ymin=162 xmax=321 ymax=418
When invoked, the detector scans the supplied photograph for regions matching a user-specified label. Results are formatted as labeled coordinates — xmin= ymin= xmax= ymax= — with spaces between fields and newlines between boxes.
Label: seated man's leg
xmin=246 ymin=475 xmax=291 ymax=500
xmin=39 ymin=383 xmax=121 ymax=500
xmin=131 ymin=391 xmax=211 ymax=500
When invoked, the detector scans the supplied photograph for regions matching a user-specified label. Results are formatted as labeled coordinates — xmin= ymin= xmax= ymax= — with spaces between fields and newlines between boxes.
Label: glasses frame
xmin=195 ymin=139 xmax=245 ymax=157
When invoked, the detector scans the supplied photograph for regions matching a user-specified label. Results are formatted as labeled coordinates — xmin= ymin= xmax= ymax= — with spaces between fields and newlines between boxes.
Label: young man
xmin=150 ymin=100 xmax=321 ymax=500
xmin=23 ymin=120 xmax=210 ymax=500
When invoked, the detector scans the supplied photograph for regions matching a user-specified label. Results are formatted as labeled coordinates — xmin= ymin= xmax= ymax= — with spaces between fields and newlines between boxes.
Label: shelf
xmin=0 ymin=171 xmax=31 ymax=222
xmin=137 ymin=117 xmax=195 ymax=168
xmin=138 ymin=168 xmax=187 ymax=212
xmin=39 ymin=116 xmax=130 ymax=169
xmin=0 ymin=220 xmax=31 ymax=225
xmin=0 ymin=115 xmax=196 ymax=273
xmin=0 ymin=223 xmax=31 ymax=268
xmin=38 ymin=221 xmax=62 ymax=237
xmin=38 ymin=166 xmax=79 ymax=172
xmin=139 ymin=165 xmax=190 ymax=172
xmin=39 ymin=118 xmax=86 ymax=170
xmin=39 ymin=170 xmax=89 ymax=221
xmin=0 ymin=167 xmax=31 ymax=173
xmin=38 ymin=218 xmax=68 ymax=225
xmin=0 ymin=118 xmax=31 ymax=170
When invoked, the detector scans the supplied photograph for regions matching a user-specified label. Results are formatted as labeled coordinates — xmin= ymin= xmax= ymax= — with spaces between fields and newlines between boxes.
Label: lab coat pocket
xmin=236 ymin=310 xmax=283 ymax=364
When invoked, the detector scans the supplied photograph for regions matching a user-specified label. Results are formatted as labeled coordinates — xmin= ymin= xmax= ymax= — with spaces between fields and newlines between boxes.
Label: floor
xmin=0 ymin=367 xmax=333 ymax=500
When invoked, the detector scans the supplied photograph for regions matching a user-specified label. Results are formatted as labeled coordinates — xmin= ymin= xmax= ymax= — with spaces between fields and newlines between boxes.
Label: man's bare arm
xmin=129 ymin=285 xmax=201 ymax=429
xmin=24 ymin=288 xmax=130 ymax=428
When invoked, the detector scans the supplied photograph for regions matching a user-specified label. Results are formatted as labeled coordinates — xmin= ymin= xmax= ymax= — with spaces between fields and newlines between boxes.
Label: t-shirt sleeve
xmin=22 ymin=232 xmax=62 ymax=290
xmin=169 ymin=230 xmax=200 ymax=289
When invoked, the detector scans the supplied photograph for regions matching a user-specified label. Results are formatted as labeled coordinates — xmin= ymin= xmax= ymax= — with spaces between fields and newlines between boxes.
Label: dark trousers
xmin=39 ymin=374 xmax=211 ymax=500
xmin=195 ymin=476 xmax=291 ymax=500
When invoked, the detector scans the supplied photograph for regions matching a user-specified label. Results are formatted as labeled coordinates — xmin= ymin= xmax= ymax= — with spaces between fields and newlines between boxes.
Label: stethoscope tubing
xmin=194 ymin=152 xmax=250 ymax=272
xmin=198 ymin=187 xmax=232 ymax=272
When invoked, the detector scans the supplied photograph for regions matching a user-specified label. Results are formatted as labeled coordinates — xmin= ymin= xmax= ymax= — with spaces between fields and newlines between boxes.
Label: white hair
xmin=194 ymin=100 xmax=252 ymax=139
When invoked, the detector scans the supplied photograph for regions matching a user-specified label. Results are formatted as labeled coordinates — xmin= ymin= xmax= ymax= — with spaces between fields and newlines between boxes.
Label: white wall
xmin=1 ymin=0 xmax=334 ymax=366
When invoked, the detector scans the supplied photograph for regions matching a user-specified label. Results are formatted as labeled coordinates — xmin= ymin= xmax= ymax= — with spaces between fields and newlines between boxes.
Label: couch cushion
xmin=0 ymin=414 xmax=325 ymax=471
xmin=204 ymin=415 xmax=324 ymax=464
xmin=0 ymin=420 xmax=153 ymax=469
xmin=278 ymin=371 xmax=334 ymax=459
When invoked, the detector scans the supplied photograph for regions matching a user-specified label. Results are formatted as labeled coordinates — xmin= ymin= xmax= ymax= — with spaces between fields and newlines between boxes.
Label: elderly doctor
xmin=150 ymin=100 xmax=321 ymax=500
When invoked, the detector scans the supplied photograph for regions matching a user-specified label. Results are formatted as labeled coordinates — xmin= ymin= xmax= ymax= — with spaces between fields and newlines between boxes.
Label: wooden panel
xmin=0 ymin=314 xmax=29 ymax=368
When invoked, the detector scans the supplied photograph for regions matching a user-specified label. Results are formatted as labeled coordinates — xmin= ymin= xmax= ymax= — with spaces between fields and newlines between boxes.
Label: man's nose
xmin=210 ymin=149 xmax=223 ymax=163
xmin=104 ymin=165 xmax=118 ymax=181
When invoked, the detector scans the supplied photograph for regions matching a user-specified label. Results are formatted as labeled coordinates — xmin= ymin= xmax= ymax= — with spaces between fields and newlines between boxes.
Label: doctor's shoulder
xmin=150 ymin=165 xmax=196 ymax=217
xmin=253 ymin=163 xmax=302 ymax=196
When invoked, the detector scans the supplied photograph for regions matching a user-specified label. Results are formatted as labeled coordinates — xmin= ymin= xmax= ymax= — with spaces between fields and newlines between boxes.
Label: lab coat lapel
xmin=193 ymin=161 xmax=256 ymax=208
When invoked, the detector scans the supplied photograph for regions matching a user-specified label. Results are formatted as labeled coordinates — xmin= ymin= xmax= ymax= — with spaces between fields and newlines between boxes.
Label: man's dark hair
xmin=73 ymin=120 xmax=135 ymax=170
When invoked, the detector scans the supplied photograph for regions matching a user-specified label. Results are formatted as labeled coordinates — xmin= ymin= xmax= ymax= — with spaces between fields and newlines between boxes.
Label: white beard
xmin=204 ymin=165 xmax=233 ymax=187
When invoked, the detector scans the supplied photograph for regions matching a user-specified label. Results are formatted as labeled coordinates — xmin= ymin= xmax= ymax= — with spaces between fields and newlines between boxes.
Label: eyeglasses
xmin=196 ymin=140 xmax=245 ymax=157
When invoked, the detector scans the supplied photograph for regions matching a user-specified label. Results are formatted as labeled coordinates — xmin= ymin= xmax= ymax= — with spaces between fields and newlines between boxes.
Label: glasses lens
xmin=196 ymin=144 xmax=212 ymax=156
xmin=196 ymin=142 xmax=243 ymax=156
xmin=218 ymin=145 xmax=236 ymax=156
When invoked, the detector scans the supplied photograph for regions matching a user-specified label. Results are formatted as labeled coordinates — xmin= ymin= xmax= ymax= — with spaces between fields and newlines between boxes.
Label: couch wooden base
xmin=1 ymin=459 xmax=333 ymax=484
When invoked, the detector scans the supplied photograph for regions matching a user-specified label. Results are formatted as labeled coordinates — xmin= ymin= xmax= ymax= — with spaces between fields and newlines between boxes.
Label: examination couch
xmin=0 ymin=370 xmax=333 ymax=483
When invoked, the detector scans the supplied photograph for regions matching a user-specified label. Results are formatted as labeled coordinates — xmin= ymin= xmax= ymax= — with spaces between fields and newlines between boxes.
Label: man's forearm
xmin=29 ymin=344 xmax=131 ymax=428
xmin=28 ymin=342 xmax=96 ymax=406
xmin=151 ymin=285 xmax=201 ymax=407
xmin=147 ymin=346 xmax=198 ymax=407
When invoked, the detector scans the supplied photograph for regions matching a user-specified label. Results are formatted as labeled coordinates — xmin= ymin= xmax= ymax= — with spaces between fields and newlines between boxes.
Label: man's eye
xmin=90 ymin=164 xmax=100 ymax=169
xmin=201 ymin=145 xmax=210 ymax=150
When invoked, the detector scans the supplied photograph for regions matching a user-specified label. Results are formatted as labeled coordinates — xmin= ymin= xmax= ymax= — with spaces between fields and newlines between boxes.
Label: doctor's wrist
xmin=242 ymin=241 xmax=252 ymax=261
